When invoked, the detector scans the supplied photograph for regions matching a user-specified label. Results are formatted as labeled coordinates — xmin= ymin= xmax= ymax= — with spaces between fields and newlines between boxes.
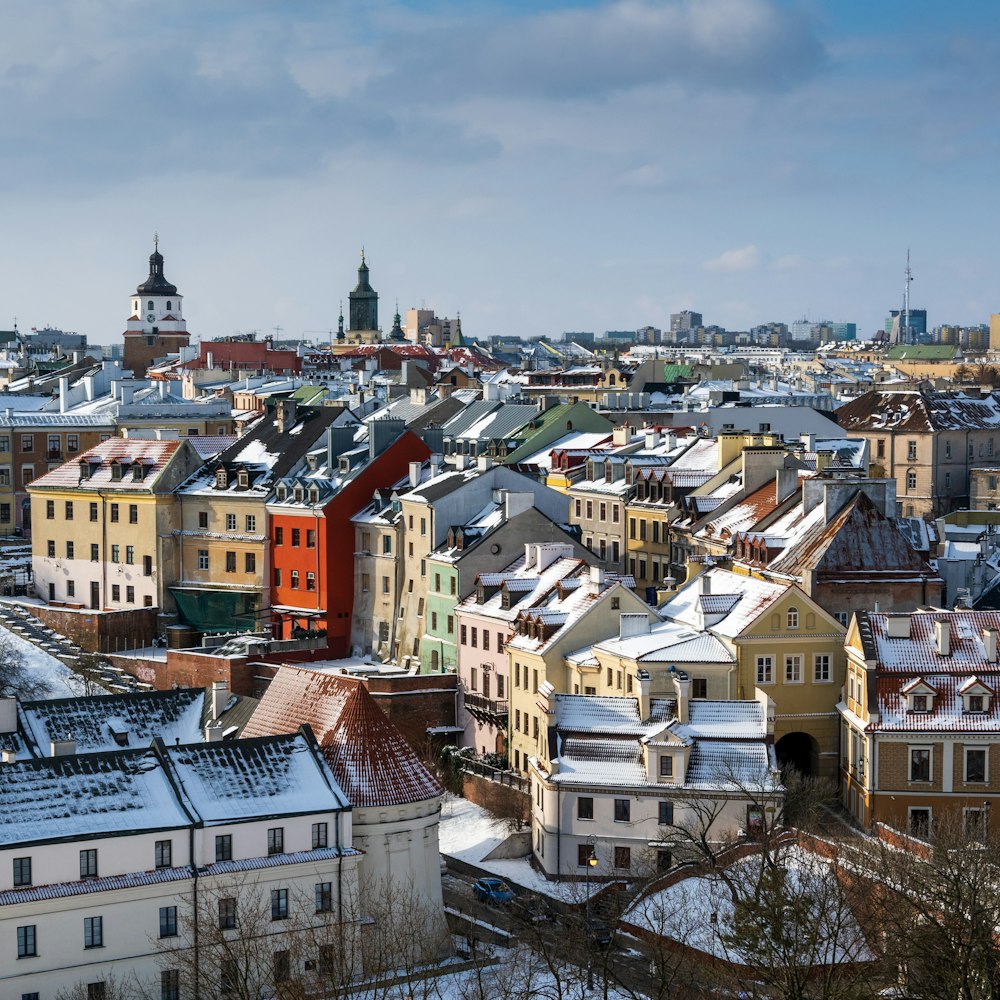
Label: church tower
xmin=348 ymin=249 xmax=379 ymax=335
xmin=123 ymin=239 xmax=191 ymax=376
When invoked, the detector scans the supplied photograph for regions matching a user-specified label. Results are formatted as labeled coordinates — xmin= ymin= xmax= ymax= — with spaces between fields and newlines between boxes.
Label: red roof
xmin=242 ymin=665 xmax=442 ymax=807
xmin=29 ymin=439 xmax=184 ymax=491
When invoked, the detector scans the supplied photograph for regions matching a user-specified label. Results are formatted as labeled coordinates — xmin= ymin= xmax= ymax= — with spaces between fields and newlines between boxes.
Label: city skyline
xmin=0 ymin=0 xmax=996 ymax=342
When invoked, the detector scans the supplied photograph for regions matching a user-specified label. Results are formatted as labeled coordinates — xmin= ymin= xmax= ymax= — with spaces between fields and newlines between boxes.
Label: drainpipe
xmin=190 ymin=824 xmax=201 ymax=1000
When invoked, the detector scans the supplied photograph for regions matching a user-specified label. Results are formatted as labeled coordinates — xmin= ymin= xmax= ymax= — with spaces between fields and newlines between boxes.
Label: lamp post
xmin=585 ymin=846 xmax=598 ymax=990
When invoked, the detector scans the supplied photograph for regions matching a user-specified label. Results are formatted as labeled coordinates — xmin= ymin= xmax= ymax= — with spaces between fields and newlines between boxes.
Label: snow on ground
xmin=0 ymin=623 xmax=85 ymax=698
xmin=439 ymin=794 xmax=595 ymax=904
xmin=106 ymin=645 xmax=168 ymax=663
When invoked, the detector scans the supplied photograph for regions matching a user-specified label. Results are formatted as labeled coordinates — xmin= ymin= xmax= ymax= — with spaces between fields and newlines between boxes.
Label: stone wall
xmin=27 ymin=605 xmax=159 ymax=653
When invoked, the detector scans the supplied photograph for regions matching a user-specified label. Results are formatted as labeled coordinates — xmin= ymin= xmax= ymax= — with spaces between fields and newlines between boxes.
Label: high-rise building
xmin=670 ymin=310 xmax=703 ymax=333
xmin=886 ymin=309 xmax=927 ymax=341
xmin=990 ymin=314 xmax=1000 ymax=352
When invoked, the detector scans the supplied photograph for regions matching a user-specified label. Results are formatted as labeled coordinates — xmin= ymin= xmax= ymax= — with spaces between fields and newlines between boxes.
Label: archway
xmin=775 ymin=731 xmax=816 ymax=777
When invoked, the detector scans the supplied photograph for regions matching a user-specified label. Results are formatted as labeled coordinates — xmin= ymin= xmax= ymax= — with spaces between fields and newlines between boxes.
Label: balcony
xmin=463 ymin=690 xmax=508 ymax=724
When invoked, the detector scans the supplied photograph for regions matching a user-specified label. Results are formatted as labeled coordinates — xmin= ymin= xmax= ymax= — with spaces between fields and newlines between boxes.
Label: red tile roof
xmin=29 ymin=439 xmax=185 ymax=491
xmin=242 ymin=666 xmax=442 ymax=807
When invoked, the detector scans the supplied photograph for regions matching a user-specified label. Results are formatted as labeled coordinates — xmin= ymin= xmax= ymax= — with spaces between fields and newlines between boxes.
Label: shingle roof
xmin=242 ymin=666 xmax=442 ymax=807
xmin=28 ymin=439 xmax=185 ymax=491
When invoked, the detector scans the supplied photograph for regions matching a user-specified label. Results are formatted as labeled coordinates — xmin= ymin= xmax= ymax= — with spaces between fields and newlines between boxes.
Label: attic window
xmin=911 ymin=694 xmax=928 ymax=713
xmin=293 ymin=486 xmax=304 ymax=502
xmin=967 ymin=695 xmax=985 ymax=713
xmin=110 ymin=461 xmax=123 ymax=481
xmin=132 ymin=462 xmax=145 ymax=481
xmin=215 ymin=469 xmax=228 ymax=489
xmin=276 ymin=484 xmax=287 ymax=501
xmin=79 ymin=461 xmax=91 ymax=480
xmin=340 ymin=458 xmax=351 ymax=474
xmin=237 ymin=471 xmax=249 ymax=489
xmin=308 ymin=486 xmax=320 ymax=504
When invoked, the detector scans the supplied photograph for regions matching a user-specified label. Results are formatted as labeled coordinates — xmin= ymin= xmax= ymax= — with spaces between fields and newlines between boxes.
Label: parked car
xmin=473 ymin=877 xmax=515 ymax=905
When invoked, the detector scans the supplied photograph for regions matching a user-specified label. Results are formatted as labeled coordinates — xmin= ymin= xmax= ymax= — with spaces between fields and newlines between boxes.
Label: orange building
xmin=268 ymin=424 xmax=430 ymax=656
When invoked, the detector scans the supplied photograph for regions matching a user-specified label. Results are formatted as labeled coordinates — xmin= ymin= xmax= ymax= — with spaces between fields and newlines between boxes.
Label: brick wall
xmin=878 ymin=740 xmax=943 ymax=791
xmin=27 ymin=605 xmax=159 ymax=653
xmin=158 ymin=649 xmax=276 ymax=696
xmin=365 ymin=674 xmax=458 ymax=752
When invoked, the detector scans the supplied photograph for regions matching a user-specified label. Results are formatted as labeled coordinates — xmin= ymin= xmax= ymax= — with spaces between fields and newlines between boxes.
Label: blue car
xmin=473 ymin=877 xmax=515 ymax=905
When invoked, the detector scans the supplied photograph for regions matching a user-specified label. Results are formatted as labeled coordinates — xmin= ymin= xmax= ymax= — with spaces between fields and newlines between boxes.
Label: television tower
xmin=902 ymin=249 xmax=913 ymax=345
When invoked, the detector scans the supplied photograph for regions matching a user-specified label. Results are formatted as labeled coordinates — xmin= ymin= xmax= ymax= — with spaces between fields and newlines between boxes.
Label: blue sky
xmin=0 ymin=0 xmax=996 ymax=345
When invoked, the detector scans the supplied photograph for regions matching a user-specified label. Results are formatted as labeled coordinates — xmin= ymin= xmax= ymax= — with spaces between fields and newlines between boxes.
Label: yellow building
xmin=28 ymin=440 xmax=203 ymax=613
xmin=660 ymin=566 xmax=846 ymax=778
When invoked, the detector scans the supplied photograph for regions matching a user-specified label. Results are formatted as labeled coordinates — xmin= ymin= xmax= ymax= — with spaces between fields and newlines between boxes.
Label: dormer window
xmin=340 ymin=458 xmax=350 ymax=474
xmin=308 ymin=486 xmax=320 ymax=504
xmin=132 ymin=462 xmax=145 ymax=481
xmin=79 ymin=460 xmax=91 ymax=481
xmin=904 ymin=678 xmax=937 ymax=714
xmin=237 ymin=471 xmax=249 ymax=489
xmin=959 ymin=678 xmax=993 ymax=714
xmin=110 ymin=461 xmax=123 ymax=482
xmin=276 ymin=484 xmax=287 ymax=501
xmin=293 ymin=486 xmax=303 ymax=502
xmin=968 ymin=695 xmax=984 ymax=713
xmin=912 ymin=695 xmax=928 ymax=713
xmin=215 ymin=469 xmax=228 ymax=489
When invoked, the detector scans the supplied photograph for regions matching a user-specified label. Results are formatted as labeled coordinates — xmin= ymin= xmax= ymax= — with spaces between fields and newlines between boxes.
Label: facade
xmin=841 ymin=609 xmax=1000 ymax=834
xmin=528 ymin=685 xmax=779 ymax=880
xmin=123 ymin=243 xmax=191 ymax=377
xmin=28 ymin=439 xmax=203 ymax=615
xmin=349 ymin=251 xmax=379 ymax=335
xmin=0 ymin=729 xmax=360 ymax=999
xmin=969 ymin=465 xmax=1000 ymax=509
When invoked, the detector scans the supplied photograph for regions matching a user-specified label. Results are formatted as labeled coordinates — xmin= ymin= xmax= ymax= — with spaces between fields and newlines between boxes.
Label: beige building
xmin=28 ymin=439 xmax=203 ymax=613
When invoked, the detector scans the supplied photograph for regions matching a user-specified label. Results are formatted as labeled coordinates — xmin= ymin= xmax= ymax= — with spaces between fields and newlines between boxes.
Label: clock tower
xmin=123 ymin=239 xmax=191 ymax=376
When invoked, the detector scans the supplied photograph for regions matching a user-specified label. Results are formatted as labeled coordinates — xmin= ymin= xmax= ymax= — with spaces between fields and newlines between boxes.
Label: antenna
xmin=902 ymin=249 xmax=913 ymax=345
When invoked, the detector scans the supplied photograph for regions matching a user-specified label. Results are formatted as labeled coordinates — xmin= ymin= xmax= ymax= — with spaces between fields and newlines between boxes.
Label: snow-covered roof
xmin=661 ymin=568 xmax=788 ymax=639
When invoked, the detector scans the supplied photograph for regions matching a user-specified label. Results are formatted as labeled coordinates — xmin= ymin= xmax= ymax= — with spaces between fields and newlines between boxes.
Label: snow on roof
xmin=677 ymin=700 xmax=766 ymax=740
xmin=661 ymin=568 xmax=787 ymax=639
xmin=242 ymin=665 xmax=442 ymax=807
xmin=590 ymin=621 xmax=735 ymax=665
xmin=29 ymin=439 xmax=184 ymax=491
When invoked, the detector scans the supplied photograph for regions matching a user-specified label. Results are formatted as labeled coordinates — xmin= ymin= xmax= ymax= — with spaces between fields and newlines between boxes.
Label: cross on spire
xmin=154 ymin=232 xmax=159 ymax=253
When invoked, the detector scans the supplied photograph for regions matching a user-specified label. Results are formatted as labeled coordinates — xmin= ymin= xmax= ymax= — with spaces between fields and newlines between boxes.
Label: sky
xmin=0 ymin=0 xmax=997 ymax=346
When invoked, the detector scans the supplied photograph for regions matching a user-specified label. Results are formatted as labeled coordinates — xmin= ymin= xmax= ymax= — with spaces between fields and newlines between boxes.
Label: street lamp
xmin=584 ymin=846 xmax=598 ymax=990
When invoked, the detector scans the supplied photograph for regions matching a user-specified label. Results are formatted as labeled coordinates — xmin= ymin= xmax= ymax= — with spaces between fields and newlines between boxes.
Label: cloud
xmin=702 ymin=245 xmax=762 ymax=272
xmin=769 ymin=254 xmax=804 ymax=271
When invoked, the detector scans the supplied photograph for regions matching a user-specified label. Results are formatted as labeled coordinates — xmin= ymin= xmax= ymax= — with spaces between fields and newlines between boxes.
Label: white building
xmin=527 ymin=675 xmax=780 ymax=880
xmin=0 ymin=727 xmax=361 ymax=1000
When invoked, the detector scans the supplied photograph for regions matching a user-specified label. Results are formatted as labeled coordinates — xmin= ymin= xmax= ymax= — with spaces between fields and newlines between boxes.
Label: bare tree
xmin=0 ymin=629 xmax=52 ymax=700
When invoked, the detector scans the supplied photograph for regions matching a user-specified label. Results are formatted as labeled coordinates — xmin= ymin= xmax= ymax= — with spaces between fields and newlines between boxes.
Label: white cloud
xmin=702 ymin=245 xmax=762 ymax=272
xmin=769 ymin=254 xmax=804 ymax=271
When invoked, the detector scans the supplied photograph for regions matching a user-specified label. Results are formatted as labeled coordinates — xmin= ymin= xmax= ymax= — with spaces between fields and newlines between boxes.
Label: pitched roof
xmin=242 ymin=665 xmax=442 ymax=807
xmin=836 ymin=388 xmax=1000 ymax=433
xmin=28 ymin=439 xmax=185 ymax=491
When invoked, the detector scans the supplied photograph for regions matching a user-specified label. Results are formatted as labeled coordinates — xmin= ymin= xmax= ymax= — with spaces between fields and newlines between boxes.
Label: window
xmin=0 ymin=504 xmax=8 ymax=523
xmin=657 ymin=849 xmax=672 ymax=872
xmin=267 ymin=827 xmax=284 ymax=855
xmin=471 ymin=627 xmax=477 ymax=648
xmin=756 ymin=656 xmax=773 ymax=684
xmin=907 ymin=470 xmax=917 ymax=491
xmin=246 ymin=515 xmax=256 ymax=532
xmin=614 ymin=798 xmax=631 ymax=822
xmin=274 ymin=950 xmax=291 ymax=984
xmin=315 ymin=881 xmax=333 ymax=913
xmin=786 ymin=607 xmax=799 ymax=629
xmin=692 ymin=677 xmax=707 ymax=698
xmin=966 ymin=748 xmax=987 ymax=783
xmin=89 ymin=502 xmax=98 ymax=521
xmin=275 ymin=526 xmax=283 ymax=545
xmin=578 ymin=796 xmax=594 ymax=820
xmin=577 ymin=844 xmax=595 ymax=867
xmin=88 ymin=986 xmax=107 ymax=1000
xmin=161 ymin=970 xmax=180 ymax=1000
xmin=68 ymin=434 xmax=79 ymax=454
xmin=968 ymin=695 xmax=985 ymax=713
xmin=215 ymin=834 xmax=232 ymax=862
xmin=125 ymin=545 xmax=134 ymax=565
xmin=460 ymin=624 xmax=467 ymax=644
xmin=198 ymin=550 xmax=209 ymax=571
xmin=497 ymin=632 xmax=504 ymax=652
xmin=910 ymin=748 xmax=931 ymax=782
xmin=218 ymin=897 xmax=236 ymax=930
xmin=155 ymin=840 xmax=172 ymax=869
xmin=46 ymin=540 xmax=55 ymax=558
xmin=306 ymin=571 xmax=316 ymax=591
xmin=312 ymin=822 xmax=328 ymax=849
xmin=271 ymin=888 xmax=289 ymax=920
xmin=84 ymin=915 xmax=103 ymax=948
xmin=659 ymin=755 xmax=673 ymax=777
xmin=91 ymin=543 xmax=99 ymax=561
xmin=614 ymin=846 xmax=631 ymax=869
xmin=909 ymin=808 xmax=931 ymax=839
xmin=143 ymin=554 xmax=153 ymax=577
xmin=226 ymin=513 xmax=236 ymax=531
xmin=13 ymin=857 xmax=31 ymax=887
xmin=20 ymin=434 xmax=32 ymax=452
xmin=965 ymin=808 xmax=988 ymax=839
xmin=221 ymin=958 xmax=237 ymax=995
xmin=80 ymin=848 xmax=98 ymax=879
xmin=159 ymin=906 xmax=178 ymax=938
xmin=225 ymin=551 xmax=236 ymax=573
xmin=17 ymin=924 xmax=36 ymax=958
xmin=659 ymin=801 xmax=674 ymax=825
xmin=110 ymin=503 xmax=119 ymax=522
xmin=907 ymin=440 xmax=917 ymax=460
xmin=290 ymin=570 xmax=299 ymax=589
xmin=291 ymin=528 xmax=301 ymax=547
xmin=382 ymin=534 xmax=392 ymax=554
xmin=814 ymin=654 xmax=831 ymax=682
xmin=111 ymin=543 xmax=121 ymax=563
xmin=244 ymin=552 xmax=256 ymax=574
xmin=64 ymin=500 xmax=74 ymax=521
xmin=785 ymin=655 xmax=802 ymax=683
xmin=911 ymin=694 xmax=928 ymax=713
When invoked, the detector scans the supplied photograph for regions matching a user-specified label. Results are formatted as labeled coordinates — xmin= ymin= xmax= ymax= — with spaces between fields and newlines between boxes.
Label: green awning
xmin=170 ymin=587 xmax=260 ymax=634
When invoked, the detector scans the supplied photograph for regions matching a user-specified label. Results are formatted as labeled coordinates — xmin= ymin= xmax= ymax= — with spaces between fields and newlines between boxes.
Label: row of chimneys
xmin=886 ymin=614 xmax=999 ymax=660
xmin=0 ymin=681 xmax=231 ymax=762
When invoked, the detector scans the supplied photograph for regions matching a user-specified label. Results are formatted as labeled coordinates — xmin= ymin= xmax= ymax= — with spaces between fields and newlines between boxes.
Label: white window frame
xmin=909 ymin=745 xmax=933 ymax=784
xmin=784 ymin=654 xmax=803 ymax=684
xmin=786 ymin=607 xmax=799 ymax=630
xmin=755 ymin=655 xmax=773 ymax=684
xmin=964 ymin=746 xmax=989 ymax=784
xmin=813 ymin=653 xmax=831 ymax=683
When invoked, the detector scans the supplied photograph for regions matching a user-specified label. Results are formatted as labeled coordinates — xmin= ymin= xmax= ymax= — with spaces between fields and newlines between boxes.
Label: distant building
xmin=564 ymin=331 xmax=595 ymax=347
xmin=349 ymin=250 xmax=379 ymax=334
xmin=123 ymin=242 xmax=191 ymax=377
xmin=886 ymin=308 xmax=928 ymax=342
xmin=670 ymin=310 xmax=703 ymax=334
xmin=991 ymin=314 xmax=1000 ymax=353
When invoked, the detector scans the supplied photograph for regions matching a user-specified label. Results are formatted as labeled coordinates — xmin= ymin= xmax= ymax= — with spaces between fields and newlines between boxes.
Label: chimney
xmin=619 ymin=613 xmax=651 ymax=639
xmin=51 ymin=737 xmax=76 ymax=757
xmin=644 ymin=429 xmax=661 ymax=450
xmin=698 ymin=573 xmax=712 ymax=596
xmin=935 ymin=618 xmax=951 ymax=657
xmin=204 ymin=721 xmax=225 ymax=743
xmin=0 ymin=697 xmax=16 ymax=734
xmin=588 ymin=564 xmax=605 ymax=595
xmin=276 ymin=398 xmax=298 ymax=434
xmin=775 ymin=465 xmax=798 ymax=503
xmin=207 ymin=350 xmax=214 ymax=369
xmin=429 ymin=453 xmax=443 ymax=479
xmin=326 ymin=424 xmax=356 ymax=468
xmin=477 ymin=455 xmax=493 ymax=472
xmin=369 ymin=417 xmax=405 ymax=459
xmin=209 ymin=680 xmax=229 ymax=719
xmin=0 ymin=749 xmax=15 ymax=764
xmin=800 ymin=432 xmax=817 ymax=453
xmin=637 ymin=668 xmax=651 ymax=722
xmin=612 ymin=425 xmax=631 ymax=447
xmin=985 ymin=628 xmax=998 ymax=664
xmin=672 ymin=670 xmax=690 ymax=725
xmin=523 ymin=543 xmax=537 ymax=571
xmin=408 ymin=462 xmax=422 ymax=489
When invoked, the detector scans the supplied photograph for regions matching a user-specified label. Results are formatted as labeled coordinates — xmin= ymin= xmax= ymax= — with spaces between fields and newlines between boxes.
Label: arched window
xmin=906 ymin=468 xmax=917 ymax=491
xmin=787 ymin=607 xmax=799 ymax=629
xmin=609 ymin=373 xmax=617 ymax=386
xmin=147 ymin=300 xmax=154 ymax=310
xmin=166 ymin=301 xmax=172 ymax=310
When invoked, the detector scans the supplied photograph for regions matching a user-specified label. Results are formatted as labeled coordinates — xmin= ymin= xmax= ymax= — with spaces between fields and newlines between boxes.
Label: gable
xmin=741 ymin=585 xmax=844 ymax=639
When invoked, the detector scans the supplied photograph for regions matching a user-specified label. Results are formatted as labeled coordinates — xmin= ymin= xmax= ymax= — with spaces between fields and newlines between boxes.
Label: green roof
xmin=290 ymin=385 xmax=328 ymax=405
xmin=660 ymin=363 xmax=693 ymax=381
xmin=884 ymin=345 xmax=957 ymax=361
